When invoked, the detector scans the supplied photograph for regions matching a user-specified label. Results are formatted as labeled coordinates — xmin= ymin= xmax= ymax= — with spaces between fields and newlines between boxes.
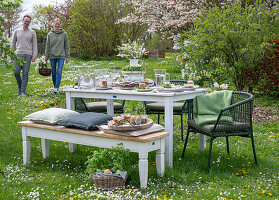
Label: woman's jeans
xmin=13 ymin=54 xmax=32 ymax=93
xmin=50 ymin=58 xmax=65 ymax=89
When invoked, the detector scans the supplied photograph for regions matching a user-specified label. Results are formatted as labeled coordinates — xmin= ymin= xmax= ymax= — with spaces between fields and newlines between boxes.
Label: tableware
xmin=154 ymin=69 xmax=170 ymax=87
xmin=183 ymin=85 xmax=199 ymax=91
xmin=130 ymin=59 xmax=143 ymax=66
xmin=158 ymin=88 xmax=184 ymax=92
xmin=95 ymin=87 xmax=112 ymax=90
xmin=136 ymin=88 xmax=153 ymax=92
xmin=183 ymin=87 xmax=195 ymax=91
xmin=78 ymin=75 xmax=94 ymax=89
xmin=154 ymin=69 xmax=166 ymax=87
xmin=108 ymin=118 xmax=153 ymax=131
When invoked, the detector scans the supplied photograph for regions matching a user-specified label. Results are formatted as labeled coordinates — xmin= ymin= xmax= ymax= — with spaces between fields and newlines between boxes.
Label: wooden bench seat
xmin=18 ymin=121 xmax=169 ymax=188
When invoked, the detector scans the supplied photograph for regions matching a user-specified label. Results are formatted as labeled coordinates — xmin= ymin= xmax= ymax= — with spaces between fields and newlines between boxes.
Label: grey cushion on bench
xmin=58 ymin=112 xmax=113 ymax=131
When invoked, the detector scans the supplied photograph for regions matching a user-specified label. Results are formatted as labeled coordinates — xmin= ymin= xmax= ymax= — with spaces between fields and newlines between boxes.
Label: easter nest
xmin=108 ymin=118 xmax=153 ymax=131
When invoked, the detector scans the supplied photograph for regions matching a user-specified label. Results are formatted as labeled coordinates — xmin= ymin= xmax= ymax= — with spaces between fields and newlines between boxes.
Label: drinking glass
xmin=154 ymin=69 xmax=166 ymax=87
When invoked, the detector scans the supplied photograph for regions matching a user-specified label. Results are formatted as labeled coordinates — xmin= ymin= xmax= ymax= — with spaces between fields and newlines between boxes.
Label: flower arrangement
xmin=36 ymin=56 xmax=51 ymax=76
xmin=36 ymin=56 xmax=49 ymax=69
xmin=117 ymin=40 xmax=146 ymax=59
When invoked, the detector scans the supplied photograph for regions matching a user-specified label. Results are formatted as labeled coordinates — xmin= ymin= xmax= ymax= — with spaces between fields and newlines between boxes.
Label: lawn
xmin=0 ymin=54 xmax=278 ymax=199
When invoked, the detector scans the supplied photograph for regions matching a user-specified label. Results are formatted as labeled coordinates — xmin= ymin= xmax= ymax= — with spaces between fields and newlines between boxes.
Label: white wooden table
xmin=18 ymin=121 xmax=169 ymax=189
xmin=62 ymin=87 xmax=209 ymax=167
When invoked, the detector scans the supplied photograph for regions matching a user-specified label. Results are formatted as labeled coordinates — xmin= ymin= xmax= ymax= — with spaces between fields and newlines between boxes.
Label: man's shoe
xmin=54 ymin=88 xmax=58 ymax=94
xmin=21 ymin=92 xmax=27 ymax=97
xmin=18 ymin=90 xmax=21 ymax=95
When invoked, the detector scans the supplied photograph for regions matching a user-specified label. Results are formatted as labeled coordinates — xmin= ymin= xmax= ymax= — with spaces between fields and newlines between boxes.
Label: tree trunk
xmin=235 ymin=75 xmax=245 ymax=91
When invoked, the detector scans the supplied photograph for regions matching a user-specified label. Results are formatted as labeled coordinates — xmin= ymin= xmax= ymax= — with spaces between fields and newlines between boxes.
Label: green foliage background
xmin=179 ymin=0 xmax=279 ymax=91
xmin=0 ymin=0 xmax=21 ymax=68
xmin=66 ymin=0 xmax=146 ymax=57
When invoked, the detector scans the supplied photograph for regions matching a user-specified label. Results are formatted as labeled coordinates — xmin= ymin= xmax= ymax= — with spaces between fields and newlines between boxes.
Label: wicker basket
xmin=39 ymin=68 xmax=51 ymax=76
xmin=92 ymin=174 xmax=128 ymax=190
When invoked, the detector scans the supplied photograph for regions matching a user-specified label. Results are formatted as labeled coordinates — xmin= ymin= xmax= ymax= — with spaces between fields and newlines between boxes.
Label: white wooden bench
xmin=18 ymin=121 xmax=169 ymax=189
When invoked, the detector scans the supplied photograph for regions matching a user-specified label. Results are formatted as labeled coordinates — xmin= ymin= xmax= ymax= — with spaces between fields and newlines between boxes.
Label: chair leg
xmin=158 ymin=113 xmax=160 ymax=124
xmin=181 ymin=127 xmax=191 ymax=158
xmin=226 ymin=136 xmax=230 ymax=154
xmin=251 ymin=135 xmax=258 ymax=165
xmin=207 ymin=137 xmax=214 ymax=173
xmin=181 ymin=113 xmax=183 ymax=140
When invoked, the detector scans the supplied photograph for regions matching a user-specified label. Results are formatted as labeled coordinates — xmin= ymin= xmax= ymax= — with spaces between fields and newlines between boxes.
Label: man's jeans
xmin=50 ymin=58 xmax=65 ymax=89
xmin=13 ymin=54 xmax=32 ymax=93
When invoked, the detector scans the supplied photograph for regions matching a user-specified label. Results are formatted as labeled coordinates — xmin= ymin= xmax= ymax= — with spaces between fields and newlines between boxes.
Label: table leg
xmin=41 ymin=139 xmax=49 ymax=158
xmin=199 ymin=90 xmax=208 ymax=151
xmin=199 ymin=135 xmax=207 ymax=151
xmin=22 ymin=127 xmax=30 ymax=165
xmin=69 ymin=143 xmax=76 ymax=152
xmin=107 ymin=99 xmax=114 ymax=116
xmin=66 ymin=92 xmax=77 ymax=151
xmin=164 ymin=97 xmax=173 ymax=168
xmin=138 ymin=151 xmax=148 ymax=189
xmin=66 ymin=92 xmax=74 ymax=110
xmin=156 ymin=138 xmax=165 ymax=176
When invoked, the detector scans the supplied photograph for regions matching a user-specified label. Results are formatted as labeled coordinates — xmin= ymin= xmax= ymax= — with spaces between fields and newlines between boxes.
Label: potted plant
xmin=36 ymin=55 xmax=51 ymax=76
xmin=117 ymin=40 xmax=146 ymax=65
xmin=85 ymin=144 xmax=130 ymax=190
xmin=117 ymin=40 xmax=146 ymax=82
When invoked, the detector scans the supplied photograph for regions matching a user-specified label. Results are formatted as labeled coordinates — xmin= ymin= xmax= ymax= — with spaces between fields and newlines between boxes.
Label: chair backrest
xmin=223 ymin=91 xmax=254 ymax=128
xmin=74 ymin=98 xmax=89 ymax=113
xmin=170 ymin=80 xmax=188 ymax=85
xmin=231 ymin=91 xmax=253 ymax=105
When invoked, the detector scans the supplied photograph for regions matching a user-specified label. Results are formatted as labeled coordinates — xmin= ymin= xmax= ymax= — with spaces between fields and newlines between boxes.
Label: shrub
xmin=85 ymin=144 xmax=131 ymax=177
xmin=179 ymin=0 xmax=279 ymax=91
xmin=66 ymin=0 xmax=146 ymax=57
xmin=257 ymin=40 xmax=279 ymax=99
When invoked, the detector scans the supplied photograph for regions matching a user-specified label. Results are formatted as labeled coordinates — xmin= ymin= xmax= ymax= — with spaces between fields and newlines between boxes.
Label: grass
xmin=0 ymin=54 xmax=278 ymax=199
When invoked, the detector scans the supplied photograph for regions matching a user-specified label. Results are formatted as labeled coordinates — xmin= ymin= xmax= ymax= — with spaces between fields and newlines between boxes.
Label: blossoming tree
xmin=117 ymin=0 xmax=234 ymax=37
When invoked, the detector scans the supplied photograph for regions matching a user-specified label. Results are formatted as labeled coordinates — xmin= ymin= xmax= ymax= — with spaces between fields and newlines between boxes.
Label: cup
xmin=130 ymin=59 xmax=143 ymax=66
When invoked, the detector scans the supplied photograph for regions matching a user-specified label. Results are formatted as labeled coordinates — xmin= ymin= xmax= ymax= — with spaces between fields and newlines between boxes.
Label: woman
xmin=45 ymin=18 xmax=70 ymax=94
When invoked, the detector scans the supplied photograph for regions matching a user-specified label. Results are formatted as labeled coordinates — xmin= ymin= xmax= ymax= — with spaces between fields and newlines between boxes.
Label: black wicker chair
xmin=74 ymin=98 xmax=125 ymax=114
xmin=144 ymin=80 xmax=189 ymax=140
xmin=181 ymin=91 xmax=257 ymax=172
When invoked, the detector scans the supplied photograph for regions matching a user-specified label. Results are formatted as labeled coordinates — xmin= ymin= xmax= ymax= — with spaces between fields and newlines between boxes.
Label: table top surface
xmin=18 ymin=121 xmax=169 ymax=142
xmin=62 ymin=86 xmax=209 ymax=97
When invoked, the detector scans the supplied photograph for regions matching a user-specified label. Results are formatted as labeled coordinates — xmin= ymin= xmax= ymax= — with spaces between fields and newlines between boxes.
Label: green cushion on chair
xmin=146 ymin=102 xmax=186 ymax=112
xmin=86 ymin=102 xmax=123 ymax=112
xmin=188 ymin=120 xmax=250 ymax=134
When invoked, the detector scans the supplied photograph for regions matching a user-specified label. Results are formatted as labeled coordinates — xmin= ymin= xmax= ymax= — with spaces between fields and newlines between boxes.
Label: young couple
xmin=12 ymin=15 xmax=70 ymax=96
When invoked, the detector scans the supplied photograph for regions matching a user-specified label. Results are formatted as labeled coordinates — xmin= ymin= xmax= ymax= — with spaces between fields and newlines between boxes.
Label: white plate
xmin=183 ymin=87 xmax=195 ymax=91
xmin=183 ymin=85 xmax=199 ymax=91
xmin=158 ymin=88 xmax=184 ymax=92
xmin=137 ymin=89 xmax=153 ymax=92
xmin=96 ymin=87 xmax=112 ymax=90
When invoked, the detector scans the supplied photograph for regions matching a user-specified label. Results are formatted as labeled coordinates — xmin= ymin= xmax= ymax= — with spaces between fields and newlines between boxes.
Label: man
xmin=12 ymin=14 xmax=37 ymax=97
